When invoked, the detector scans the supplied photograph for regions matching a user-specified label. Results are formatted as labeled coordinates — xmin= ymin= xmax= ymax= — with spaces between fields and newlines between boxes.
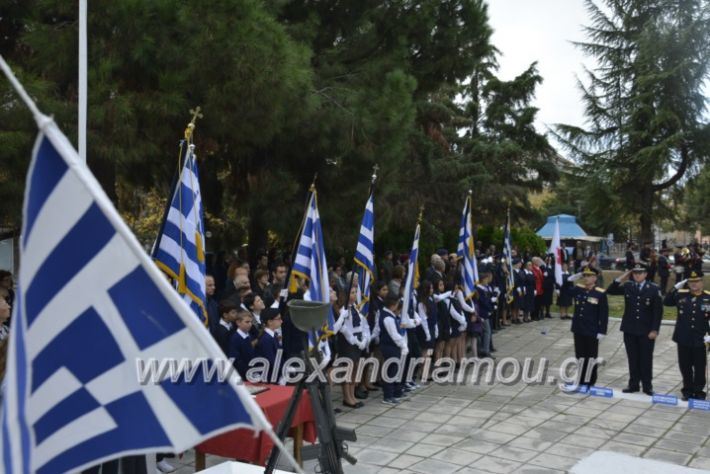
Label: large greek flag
xmin=353 ymin=190 xmax=375 ymax=315
xmin=400 ymin=222 xmax=420 ymax=324
xmin=153 ymin=142 xmax=207 ymax=325
xmin=1 ymin=118 xmax=269 ymax=474
xmin=457 ymin=194 xmax=478 ymax=299
xmin=290 ymin=188 xmax=334 ymax=331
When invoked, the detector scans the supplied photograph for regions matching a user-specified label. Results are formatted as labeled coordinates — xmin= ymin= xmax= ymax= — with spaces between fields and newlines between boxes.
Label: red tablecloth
xmin=196 ymin=384 xmax=317 ymax=465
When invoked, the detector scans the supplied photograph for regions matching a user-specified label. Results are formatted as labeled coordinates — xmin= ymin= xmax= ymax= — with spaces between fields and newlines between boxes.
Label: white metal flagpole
xmin=78 ymin=0 xmax=87 ymax=163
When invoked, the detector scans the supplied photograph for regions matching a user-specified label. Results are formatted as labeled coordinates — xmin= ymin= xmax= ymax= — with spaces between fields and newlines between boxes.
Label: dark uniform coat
xmin=664 ymin=289 xmax=710 ymax=347
xmin=569 ymin=284 xmax=609 ymax=337
xmin=607 ymin=280 xmax=663 ymax=336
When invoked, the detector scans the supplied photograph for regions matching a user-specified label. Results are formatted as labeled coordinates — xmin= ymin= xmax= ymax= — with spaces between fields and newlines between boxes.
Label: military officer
xmin=566 ymin=266 xmax=609 ymax=388
xmin=607 ymin=263 xmax=663 ymax=395
xmin=663 ymin=271 xmax=710 ymax=401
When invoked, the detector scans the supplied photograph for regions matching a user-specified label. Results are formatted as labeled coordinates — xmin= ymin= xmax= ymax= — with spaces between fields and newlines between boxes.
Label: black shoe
xmin=643 ymin=389 xmax=654 ymax=396
xmin=681 ymin=394 xmax=689 ymax=402
xmin=342 ymin=401 xmax=363 ymax=408
xmin=334 ymin=407 xmax=343 ymax=413
xmin=622 ymin=387 xmax=640 ymax=393
xmin=693 ymin=391 xmax=707 ymax=400
xmin=366 ymin=386 xmax=380 ymax=392
xmin=355 ymin=388 xmax=369 ymax=399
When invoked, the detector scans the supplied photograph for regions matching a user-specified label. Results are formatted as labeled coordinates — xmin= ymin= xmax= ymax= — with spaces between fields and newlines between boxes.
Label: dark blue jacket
xmin=607 ymin=280 xmax=662 ymax=336
xmin=210 ymin=320 xmax=234 ymax=355
xmin=228 ymin=331 xmax=256 ymax=380
xmin=567 ymin=284 xmax=609 ymax=337
xmin=256 ymin=330 xmax=282 ymax=382
xmin=476 ymin=285 xmax=495 ymax=320
xmin=664 ymin=289 xmax=710 ymax=347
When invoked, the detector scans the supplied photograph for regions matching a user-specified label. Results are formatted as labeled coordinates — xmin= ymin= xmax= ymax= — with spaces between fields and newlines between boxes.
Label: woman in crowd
xmin=337 ymin=287 xmax=370 ymax=408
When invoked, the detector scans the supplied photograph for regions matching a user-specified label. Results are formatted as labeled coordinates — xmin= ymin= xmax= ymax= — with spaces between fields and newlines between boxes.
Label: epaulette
xmin=595 ymin=287 xmax=606 ymax=293
xmin=678 ymin=289 xmax=690 ymax=293
xmin=576 ymin=283 xmax=586 ymax=289
xmin=704 ymin=290 xmax=710 ymax=295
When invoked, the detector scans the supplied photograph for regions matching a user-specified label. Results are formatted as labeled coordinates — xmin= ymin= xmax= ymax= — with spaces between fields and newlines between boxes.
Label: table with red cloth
xmin=194 ymin=384 xmax=317 ymax=471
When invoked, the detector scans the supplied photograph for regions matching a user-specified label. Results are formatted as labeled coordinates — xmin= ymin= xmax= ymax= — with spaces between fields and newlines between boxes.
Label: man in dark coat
xmin=565 ymin=266 xmax=609 ymax=388
xmin=607 ymin=263 xmax=663 ymax=395
xmin=663 ymin=271 xmax=710 ymax=401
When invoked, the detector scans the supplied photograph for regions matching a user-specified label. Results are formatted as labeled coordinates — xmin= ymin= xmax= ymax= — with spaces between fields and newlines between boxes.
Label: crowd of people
xmin=0 ymin=238 xmax=707 ymax=472
xmin=200 ymin=244 xmax=599 ymax=408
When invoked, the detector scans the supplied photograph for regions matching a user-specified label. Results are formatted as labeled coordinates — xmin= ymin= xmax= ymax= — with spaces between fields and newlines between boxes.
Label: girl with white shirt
xmin=337 ymin=287 xmax=370 ymax=408
xmin=453 ymin=281 xmax=478 ymax=363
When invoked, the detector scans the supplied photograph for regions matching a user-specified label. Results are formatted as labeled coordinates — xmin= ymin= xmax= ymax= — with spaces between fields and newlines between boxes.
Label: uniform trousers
xmin=573 ymin=334 xmax=599 ymax=386
xmin=677 ymin=344 xmax=707 ymax=398
xmin=380 ymin=345 xmax=404 ymax=400
xmin=624 ymin=333 xmax=655 ymax=390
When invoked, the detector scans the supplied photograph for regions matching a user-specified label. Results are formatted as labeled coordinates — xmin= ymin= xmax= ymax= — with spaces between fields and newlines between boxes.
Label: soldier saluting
xmin=565 ymin=266 xmax=609 ymax=388
xmin=607 ymin=263 xmax=663 ymax=395
xmin=663 ymin=271 xmax=710 ymax=401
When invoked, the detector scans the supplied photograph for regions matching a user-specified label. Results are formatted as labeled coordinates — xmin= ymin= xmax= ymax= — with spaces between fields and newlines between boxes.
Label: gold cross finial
xmin=185 ymin=106 xmax=203 ymax=141
xmin=371 ymin=164 xmax=379 ymax=184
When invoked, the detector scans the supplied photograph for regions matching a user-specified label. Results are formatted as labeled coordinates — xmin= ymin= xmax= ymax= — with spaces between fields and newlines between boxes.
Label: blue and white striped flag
xmin=457 ymin=193 xmax=478 ymax=300
xmin=400 ymin=222 xmax=420 ymax=325
xmin=153 ymin=142 xmax=207 ymax=325
xmin=353 ymin=190 xmax=375 ymax=315
xmin=290 ymin=187 xmax=334 ymax=332
xmin=1 ymin=119 xmax=269 ymax=474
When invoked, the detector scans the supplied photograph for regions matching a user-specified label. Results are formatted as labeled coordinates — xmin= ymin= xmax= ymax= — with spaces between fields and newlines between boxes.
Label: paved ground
xmin=167 ymin=316 xmax=710 ymax=473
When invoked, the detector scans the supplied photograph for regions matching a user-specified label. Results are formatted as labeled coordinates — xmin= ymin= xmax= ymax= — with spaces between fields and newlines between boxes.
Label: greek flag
xmin=353 ymin=190 xmax=375 ymax=315
xmin=290 ymin=188 xmax=334 ymax=332
xmin=457 ymin=194 xmax=478 ymax=299
xmin=400 ymin=223 xmax=420 ymax=325
xmin=1 ymin=119 xmax=269 ymax=474
xmin=153 ymin=142 xmax=207 ymax=325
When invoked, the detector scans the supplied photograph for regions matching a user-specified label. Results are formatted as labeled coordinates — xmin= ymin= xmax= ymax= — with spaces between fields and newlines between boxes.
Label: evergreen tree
xmin=554 ymin=0 xmax=710 ymax=242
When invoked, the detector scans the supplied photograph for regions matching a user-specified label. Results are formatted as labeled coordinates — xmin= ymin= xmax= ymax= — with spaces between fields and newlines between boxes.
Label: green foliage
xmin=685 ymin=165 xmax=710 ymax=235
xmin=553 ymin=0 xmax=710 ymax=241
xmin=1 ymin=0 xmax=562 ymax=261
xmin=476 ymin=225 xmax=546 ymax=256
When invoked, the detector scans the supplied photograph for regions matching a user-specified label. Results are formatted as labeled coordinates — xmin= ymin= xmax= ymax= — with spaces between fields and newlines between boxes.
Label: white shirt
xmin=340 ymin=306 xmax=371 ymax=346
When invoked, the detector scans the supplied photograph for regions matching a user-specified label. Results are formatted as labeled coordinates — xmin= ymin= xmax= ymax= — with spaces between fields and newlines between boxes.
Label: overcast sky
xmin=486 ymin=0 xmax=594 ymax=136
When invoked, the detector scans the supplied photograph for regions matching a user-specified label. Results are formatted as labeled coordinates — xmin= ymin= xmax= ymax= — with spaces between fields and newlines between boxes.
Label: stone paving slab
xmin=165 ymin=316 xmax=710 ymax=473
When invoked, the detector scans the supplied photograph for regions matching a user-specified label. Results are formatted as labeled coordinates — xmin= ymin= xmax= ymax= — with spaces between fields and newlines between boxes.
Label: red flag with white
xmin=550 ymin=217 xmax=563 ymax=286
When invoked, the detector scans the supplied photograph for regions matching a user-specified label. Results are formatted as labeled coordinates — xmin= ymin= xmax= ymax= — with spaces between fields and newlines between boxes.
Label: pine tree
xmin=554 ymin=0 xmax=710 ymax=242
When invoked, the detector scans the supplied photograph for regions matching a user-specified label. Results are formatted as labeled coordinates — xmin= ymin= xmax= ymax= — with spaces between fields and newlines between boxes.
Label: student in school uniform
xmin=338 ymin=287 xmax=370 ymax=408
xmin=256 ymin=307 xmax=283 ymax=384
xmin=379 ymin=292 xmax=409 ymax=405
xmin=453 ymin=271 xmax=478 ymax=361
xmin=211 ymin=300 xmax=238 ymax=355
xmin=437 ymin=281 xmax=468 ymax=360
xmin=523 ymin=261 xmax=536 ymax=323
xmin=476 ymin=270 xmax=496 ymax=358
xmin=228 ymin=310 xmax=256 ymax=381
xmin=242 ymin=293 xmax=265 ymax=339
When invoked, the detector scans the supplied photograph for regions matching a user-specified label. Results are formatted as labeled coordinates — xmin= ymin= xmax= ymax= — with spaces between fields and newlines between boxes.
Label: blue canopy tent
xmin=536 ymin=214 xmax=604 ymax=255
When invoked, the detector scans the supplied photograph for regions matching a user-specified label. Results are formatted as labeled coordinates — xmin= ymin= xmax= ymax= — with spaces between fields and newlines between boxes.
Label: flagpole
xmin=78 ymin=0 xmax=87 ymax=163
xmin=284 ymin=174 xmax=318 ymax=297
xmin=345 ymin=165 xmax=378 ymax=309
